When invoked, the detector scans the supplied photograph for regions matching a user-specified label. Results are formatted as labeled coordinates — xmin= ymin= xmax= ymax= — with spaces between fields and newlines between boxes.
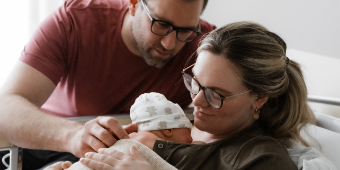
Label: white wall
xmin=201 ymin=0 xmax=340 ymax=118
xmin=287 ymin=49 xmax=340 ymax=118
xmin=0 ymin=0 xmax=64 ymax=86
xmin=201 ymin=0 xmax=340 ymax=59
xmin=0 ymin=1 xmax=29 ymax=86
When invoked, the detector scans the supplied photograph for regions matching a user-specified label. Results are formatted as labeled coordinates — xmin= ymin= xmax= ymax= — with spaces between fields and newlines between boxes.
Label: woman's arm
xmin=43 ymin=146 xmax=155 ymax=170
xmin=80 ymin=146 xmax=155 ymax=170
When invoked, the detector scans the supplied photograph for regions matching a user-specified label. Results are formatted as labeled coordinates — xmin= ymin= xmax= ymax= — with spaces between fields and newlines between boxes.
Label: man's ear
xmin=253 ymin=95 xmax=269 ymax=110
xmin=128 ymin=0 xmax=139 ymax=16
xmin=161 ymin=129 xmax=173 ymax=137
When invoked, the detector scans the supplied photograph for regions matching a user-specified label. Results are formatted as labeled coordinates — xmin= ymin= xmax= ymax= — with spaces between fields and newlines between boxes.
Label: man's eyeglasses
xmin=182 ymin=63 xmax=252 ymax=109
xmin=140 ymin=0 xmax=201 ymax=42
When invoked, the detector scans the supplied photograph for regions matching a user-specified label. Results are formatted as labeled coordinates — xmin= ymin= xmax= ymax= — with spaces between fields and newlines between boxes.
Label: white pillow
xmin=288 ymin=140 xmax=337 ymax=170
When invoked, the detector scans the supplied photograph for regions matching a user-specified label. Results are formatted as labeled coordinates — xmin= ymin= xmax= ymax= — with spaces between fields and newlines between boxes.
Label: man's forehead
xmin=145 ymin=0 xmax=202 ymax=28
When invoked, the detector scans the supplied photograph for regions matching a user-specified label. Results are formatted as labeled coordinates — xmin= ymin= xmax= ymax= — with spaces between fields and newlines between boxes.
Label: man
xmin=0 ymin=0 xmax=215 ymax=169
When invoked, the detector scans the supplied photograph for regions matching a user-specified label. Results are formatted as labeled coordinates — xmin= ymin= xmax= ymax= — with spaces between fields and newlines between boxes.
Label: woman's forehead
xmin=193 ymin=51 xmax=245 ymax=91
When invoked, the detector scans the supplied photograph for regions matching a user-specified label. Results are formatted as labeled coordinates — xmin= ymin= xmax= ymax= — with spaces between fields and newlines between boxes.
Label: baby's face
xmin=171 ymin=128 xmax=193 ymax=144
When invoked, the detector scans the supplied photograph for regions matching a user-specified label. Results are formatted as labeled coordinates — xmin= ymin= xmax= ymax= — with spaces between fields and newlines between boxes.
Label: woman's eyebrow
xmin=192 ymin=72 xmax=232 ymax=95
xmin=211 ymin=86 xmax=232 ymax=95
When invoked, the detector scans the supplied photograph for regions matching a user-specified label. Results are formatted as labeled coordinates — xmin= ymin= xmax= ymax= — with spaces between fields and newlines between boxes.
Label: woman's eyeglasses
xmin=181 ymin=63 xmax=252 ymax=109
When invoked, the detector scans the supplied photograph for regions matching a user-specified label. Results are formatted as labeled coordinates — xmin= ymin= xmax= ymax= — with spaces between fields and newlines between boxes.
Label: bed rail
xmin=308 ymin=95 xmax=340 ymax=106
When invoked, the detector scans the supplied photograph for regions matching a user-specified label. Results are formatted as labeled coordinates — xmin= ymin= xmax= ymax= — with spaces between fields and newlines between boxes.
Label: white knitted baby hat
xmin=130 ymin=92 xmax=192 ymax=131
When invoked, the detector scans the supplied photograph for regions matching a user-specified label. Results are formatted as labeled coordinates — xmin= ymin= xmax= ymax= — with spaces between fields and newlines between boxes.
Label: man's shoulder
xmin=64 ymin=0 xmax=128 ymax=11
xmin=57 ymin=0 xmax=128 ymax=30
xmin=199 ymin=18 xmax=217 ymax=33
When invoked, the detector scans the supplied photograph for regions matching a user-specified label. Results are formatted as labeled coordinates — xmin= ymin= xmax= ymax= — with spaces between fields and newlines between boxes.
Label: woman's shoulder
xmin=239 ymin=135 xmax=287 ymax=153
xmin=232 ymin=136 xmax=298 ymax=170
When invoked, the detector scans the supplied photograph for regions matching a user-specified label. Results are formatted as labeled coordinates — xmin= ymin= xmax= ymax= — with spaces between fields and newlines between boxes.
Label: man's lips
xmin=155 ymin=48 xmax=170 ymax=57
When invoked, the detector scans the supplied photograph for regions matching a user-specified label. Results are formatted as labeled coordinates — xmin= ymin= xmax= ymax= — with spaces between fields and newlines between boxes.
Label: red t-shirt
xmin=20 ymin=0 xmax=216 ymax=117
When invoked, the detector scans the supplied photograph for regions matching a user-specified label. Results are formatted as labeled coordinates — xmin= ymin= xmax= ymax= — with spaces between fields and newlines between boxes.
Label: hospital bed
xmin=1 ymin=95 xmax=340 ymax=170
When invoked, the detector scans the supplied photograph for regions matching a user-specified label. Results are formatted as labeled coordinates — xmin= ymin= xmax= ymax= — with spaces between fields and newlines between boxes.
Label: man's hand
xmin=43 ymin=161 xmax=72 ymax=170
xmin=68 ymin=116 xmax=138 ymax=158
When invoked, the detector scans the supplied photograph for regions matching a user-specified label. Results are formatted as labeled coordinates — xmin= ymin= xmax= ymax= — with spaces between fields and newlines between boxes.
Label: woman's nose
xmin=191 ymin=90 xmax=210 ymax=108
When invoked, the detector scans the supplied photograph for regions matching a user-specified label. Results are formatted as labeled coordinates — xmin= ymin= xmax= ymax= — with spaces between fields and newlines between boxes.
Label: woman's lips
xmin=195 ymin=110 xmax=212 ymax=118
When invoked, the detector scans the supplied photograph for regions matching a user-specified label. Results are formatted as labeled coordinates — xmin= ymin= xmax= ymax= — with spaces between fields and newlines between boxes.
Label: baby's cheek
xmin=186 ymin=136 xmax=193 ymax=143
xmin=183 ymin=132 xmax=193 ymax=143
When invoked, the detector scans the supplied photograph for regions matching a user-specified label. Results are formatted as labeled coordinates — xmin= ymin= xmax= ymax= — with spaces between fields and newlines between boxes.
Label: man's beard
xmin=138 ymin=46 xmax=172 ymax=68
xmin=131 ymin=24 xmax=174 ymax=68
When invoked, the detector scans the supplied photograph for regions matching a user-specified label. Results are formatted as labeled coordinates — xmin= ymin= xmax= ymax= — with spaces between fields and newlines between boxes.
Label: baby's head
xmin=130 ymin=92 xmax=193 ymax=143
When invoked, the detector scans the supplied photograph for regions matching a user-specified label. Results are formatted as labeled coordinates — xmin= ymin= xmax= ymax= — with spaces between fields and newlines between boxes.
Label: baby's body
xmin=66 ymin=93 xmax=200 ymax=170
xmin=66 ymin=127 xmax=200 ymax=170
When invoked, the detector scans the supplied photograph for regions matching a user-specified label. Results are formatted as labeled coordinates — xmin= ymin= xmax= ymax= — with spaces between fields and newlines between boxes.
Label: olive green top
xmin=153 ymin=122 xmax=297 ymax=170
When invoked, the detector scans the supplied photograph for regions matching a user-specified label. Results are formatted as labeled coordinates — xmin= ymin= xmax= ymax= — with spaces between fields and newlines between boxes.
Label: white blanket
xmin=66 ymin=139 xmax=177 ymax=170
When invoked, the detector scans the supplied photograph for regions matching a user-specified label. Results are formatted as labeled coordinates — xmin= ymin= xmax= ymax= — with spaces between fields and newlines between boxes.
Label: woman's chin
xmin=193 ymin=118 xmax=209 ymax=131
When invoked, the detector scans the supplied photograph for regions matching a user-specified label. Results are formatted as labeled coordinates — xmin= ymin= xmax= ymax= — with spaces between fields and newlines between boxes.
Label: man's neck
xmin=121 ymin=9 xmax=140 ymax=56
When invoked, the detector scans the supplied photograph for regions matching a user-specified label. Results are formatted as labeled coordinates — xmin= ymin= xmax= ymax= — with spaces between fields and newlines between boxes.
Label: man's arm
xmin=0 ymin=61 xmax=136 ymax=157
xmin=0 ymin=61 xmax=81 ymax=153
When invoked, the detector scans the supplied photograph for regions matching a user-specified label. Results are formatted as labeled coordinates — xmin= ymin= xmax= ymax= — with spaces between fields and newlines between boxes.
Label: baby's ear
xmin=161 ymin=129 xmax=173 ymax=137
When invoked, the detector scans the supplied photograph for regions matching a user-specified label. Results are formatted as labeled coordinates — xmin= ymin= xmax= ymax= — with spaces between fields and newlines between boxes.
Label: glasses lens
xmin=183 ymin=73 xmax=199 ymax=94
xmin=204 ymin=88 xmax=222 ymax=109
xmin=151 ymin=21 xmax=172 ymax=35
xmin=183 ymin=73 xmax=222 ymax=109
xmin=177 ymin=29 xmax=197 ymax=42
xmin=152 ymin=21 xmax=198 ymax=42
xmin=191 ymin=77 xmax=200 ymax=94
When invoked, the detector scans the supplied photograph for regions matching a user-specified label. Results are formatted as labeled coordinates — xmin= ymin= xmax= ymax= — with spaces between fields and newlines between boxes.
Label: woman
xmin=50 ymin=21 xmax=315 ymax=170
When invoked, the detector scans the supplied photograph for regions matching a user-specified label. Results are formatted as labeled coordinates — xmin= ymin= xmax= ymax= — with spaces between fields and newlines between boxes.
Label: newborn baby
xmin=66 ymin=92 xmax=194 ymax=170
xmin=129 ymin=92 xmax=193 ymax=145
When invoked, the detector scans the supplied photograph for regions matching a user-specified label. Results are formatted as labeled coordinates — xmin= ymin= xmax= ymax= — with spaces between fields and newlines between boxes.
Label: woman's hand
xmin=80 ymin=146 xmax=155 ymax=170
xmin=43 ymin=161 xmax=72 ymax=170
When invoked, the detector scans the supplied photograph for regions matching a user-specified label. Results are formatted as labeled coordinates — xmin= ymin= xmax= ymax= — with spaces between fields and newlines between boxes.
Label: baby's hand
xmin=191 ymin=141 xmax=206 ymax=145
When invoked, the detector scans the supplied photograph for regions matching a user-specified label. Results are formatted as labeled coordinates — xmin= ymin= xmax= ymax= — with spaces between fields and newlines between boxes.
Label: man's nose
xmin=160 ymin=31 xmax=177 ymax=50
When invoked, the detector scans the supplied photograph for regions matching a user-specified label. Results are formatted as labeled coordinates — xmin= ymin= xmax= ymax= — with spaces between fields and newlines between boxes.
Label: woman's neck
xmin=191 ymin=126 xmax=228 ymax=143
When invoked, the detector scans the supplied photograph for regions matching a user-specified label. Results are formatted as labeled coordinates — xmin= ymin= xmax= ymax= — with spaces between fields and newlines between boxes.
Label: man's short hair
xmin=144 ymin=0 xmax=209 ymax=15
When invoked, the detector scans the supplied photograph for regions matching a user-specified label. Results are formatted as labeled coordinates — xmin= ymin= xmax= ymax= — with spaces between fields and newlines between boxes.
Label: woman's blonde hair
xmin=197 ymin=21 xmax=314 ymax=146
